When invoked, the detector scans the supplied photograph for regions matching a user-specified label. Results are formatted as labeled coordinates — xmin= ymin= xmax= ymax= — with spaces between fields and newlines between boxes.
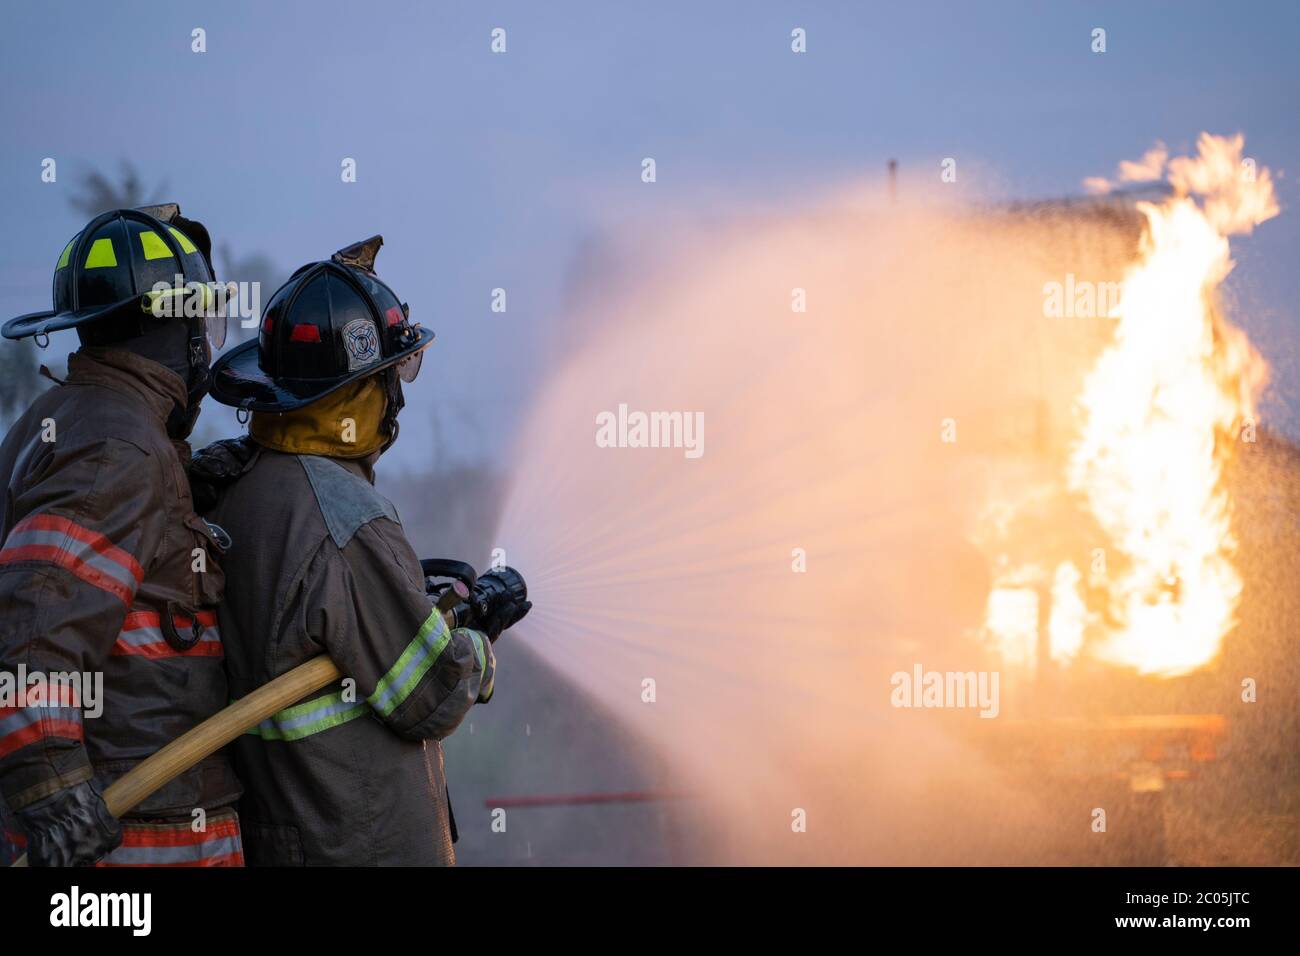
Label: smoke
xmin=494 ymin=183 xmax=1154 ymax=863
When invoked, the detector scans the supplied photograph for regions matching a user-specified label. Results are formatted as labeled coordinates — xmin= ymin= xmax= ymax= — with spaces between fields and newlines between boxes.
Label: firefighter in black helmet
xmin=6 ymin=205 xmax=228 ymax=437
xmin=192 ymin=235 xmax=529 ymax=865
xmin=0 ymin=206 xmax=243 ymax=866
xmin=206 ymin=235 xmax=425 ymax=441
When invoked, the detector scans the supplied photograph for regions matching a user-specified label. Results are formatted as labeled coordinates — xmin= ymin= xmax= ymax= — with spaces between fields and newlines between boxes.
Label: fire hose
xmin=11 ymin=563 xmax=527 ymax=867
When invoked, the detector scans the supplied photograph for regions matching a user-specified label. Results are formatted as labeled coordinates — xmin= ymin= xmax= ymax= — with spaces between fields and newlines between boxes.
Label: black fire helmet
xmin=208 ymin=235 xmax=433 ymax=414
xmin=3 ymin=205 xmax=221 ymax=344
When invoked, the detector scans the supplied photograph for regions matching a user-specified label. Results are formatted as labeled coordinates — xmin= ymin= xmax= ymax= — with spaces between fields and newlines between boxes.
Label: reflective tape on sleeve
xmin=0 ymin=513 xmax=143 ymax=606
xmin=367 ymin=607 xmax=453 ymax=718
xmin=244 ymin=689 xmax=368 ymax=742
xmin=0 ymin=684 xmax=83 ymax=759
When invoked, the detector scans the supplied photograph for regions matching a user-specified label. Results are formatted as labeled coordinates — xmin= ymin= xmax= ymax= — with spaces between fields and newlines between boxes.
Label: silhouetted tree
xmin=67 ymin=162 xmax=168 ymax=217
xmin=217 ymin=244 xmax=281 ymax=345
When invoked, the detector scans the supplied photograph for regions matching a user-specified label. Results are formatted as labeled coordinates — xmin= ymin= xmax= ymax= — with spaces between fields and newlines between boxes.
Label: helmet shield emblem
xmin=342 ymin=317 xmax=380 ymax=371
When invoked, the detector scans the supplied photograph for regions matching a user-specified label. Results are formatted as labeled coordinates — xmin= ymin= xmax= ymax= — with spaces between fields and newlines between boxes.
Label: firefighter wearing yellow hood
xmin=191 ymin=237 xmax=530 ymax=865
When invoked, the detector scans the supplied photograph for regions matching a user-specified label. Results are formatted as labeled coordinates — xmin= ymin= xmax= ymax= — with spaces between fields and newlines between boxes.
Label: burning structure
xmin=961 ymin=135 xmax=1292 ymax=863
xmin=979 ymin=134 xmax=1276 ymax=682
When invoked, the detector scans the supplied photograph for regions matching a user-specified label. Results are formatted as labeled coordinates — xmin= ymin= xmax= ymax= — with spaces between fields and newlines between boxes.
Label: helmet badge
xmin=342 ymin=317 xmax=380 ymax=370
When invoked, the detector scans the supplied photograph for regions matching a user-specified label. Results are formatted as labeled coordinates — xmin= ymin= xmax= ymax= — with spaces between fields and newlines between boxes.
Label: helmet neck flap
xmin=76 ymin=298 xmax=214 ymax=439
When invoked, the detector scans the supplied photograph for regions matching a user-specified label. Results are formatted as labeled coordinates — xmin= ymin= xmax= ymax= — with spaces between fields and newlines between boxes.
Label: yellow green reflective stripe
xmin=466 ymin=629 xmax=486 ymax=675
xmin=465 ymin=629 xmax=492 ymax=700
xmin=368 ymin=608 xmax=452 ymax=717
xmin=244 ymin=689 xmax=368 ymax=741
xmin=167 ymin=227 xmax=198 ymax=254
xmin=56 ymin=238 xmax=75 ymax=269
xmin=139 ymin=230 xmax=173 ymax=260
xmin=84 ymin=238 xmax=117 ymax=268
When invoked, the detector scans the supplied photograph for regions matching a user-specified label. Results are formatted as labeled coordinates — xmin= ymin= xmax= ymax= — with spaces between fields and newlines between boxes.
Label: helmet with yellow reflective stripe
xmin=2 ymin=204 xmax=225 ymax=346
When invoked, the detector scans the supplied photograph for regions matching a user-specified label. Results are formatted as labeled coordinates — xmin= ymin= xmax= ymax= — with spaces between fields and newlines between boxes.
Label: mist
xmin=483 ymin=182 xmax=1178 ymax=863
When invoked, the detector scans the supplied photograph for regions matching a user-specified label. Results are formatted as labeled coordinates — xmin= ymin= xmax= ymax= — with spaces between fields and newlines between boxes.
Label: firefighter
xmin=0 ymin=206 xmax=243 ymax=866
xmin=191 ymin=235 xmax=528 ymax=865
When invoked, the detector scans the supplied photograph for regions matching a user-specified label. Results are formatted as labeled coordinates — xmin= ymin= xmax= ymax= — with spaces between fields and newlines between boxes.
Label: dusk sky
xmin=3 ymin=0 xmax=1300 ymax=883
xmin=2 ymin=1 xmax=1296 ymax=454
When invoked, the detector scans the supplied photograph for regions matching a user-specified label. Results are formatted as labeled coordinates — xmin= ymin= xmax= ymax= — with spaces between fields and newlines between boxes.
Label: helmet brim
xmin=2 ymin=298 xmax=135 ymax=340
xmin=208 ymin=326 xmax=435 ymax=412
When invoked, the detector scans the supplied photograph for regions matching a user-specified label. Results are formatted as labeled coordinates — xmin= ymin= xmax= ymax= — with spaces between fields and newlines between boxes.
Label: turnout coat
xmin=0 ymin=349 xmax=242 ymax=866
xmin=196 ymin=440 xmax=494 ymax=865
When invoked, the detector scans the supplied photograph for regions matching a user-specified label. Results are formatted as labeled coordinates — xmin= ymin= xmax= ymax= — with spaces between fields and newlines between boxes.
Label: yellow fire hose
xmin=10 ymin=654 xmax=342 ymax=867
xmin=11 ymin=589 xmax=469 ymax=867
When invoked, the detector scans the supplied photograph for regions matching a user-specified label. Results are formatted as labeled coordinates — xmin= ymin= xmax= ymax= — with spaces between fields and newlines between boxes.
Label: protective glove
xmin=478 ymin=591 xmax=532 ymax=642
xmin=189 ymin=435 xmax=261 ymax=514
xmin=14 ymin=779 xmax=122 ymax=867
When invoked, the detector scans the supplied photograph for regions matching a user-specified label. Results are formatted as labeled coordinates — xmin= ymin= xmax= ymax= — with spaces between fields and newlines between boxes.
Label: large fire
xmin=986 ymin=134 xmax=1277 ymax=678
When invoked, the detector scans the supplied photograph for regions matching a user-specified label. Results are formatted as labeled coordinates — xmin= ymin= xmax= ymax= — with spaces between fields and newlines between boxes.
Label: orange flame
xmin=987 ymin=134 xmax=1276 ymax=677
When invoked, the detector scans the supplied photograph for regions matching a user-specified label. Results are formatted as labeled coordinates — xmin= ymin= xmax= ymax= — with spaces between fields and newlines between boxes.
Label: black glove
xmin=14 ymin=779 xmax=122 ymax=867
xmin=189 ymin=435 xmax=261 ymax=514
xmin=478 ymin=592 xmax=532 ymax=642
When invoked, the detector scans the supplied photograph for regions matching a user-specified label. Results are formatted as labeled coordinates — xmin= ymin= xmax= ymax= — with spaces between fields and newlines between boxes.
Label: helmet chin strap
xmin=165 ymin=316 xmax=213 ymax=440
xmin=377 ymin=368 xmax=405 ymax=455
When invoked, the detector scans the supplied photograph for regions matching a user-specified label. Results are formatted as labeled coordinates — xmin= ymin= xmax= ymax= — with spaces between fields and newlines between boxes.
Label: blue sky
xmin=2 ymin=0 xmax=1297 ymax=452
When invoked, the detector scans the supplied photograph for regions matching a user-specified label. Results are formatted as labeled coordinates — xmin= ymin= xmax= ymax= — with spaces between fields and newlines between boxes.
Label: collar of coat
xmin=65 ymin=347 xmax=189 ymax=425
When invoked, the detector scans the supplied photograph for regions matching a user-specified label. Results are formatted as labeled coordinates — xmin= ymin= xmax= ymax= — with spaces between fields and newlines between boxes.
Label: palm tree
xmin=67 ymin=162 xmax=168 ymax=217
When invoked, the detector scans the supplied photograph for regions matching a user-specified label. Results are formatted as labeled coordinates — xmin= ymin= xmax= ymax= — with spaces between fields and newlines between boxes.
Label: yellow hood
xmin=250 ymin=376 xmax=388 ymax=458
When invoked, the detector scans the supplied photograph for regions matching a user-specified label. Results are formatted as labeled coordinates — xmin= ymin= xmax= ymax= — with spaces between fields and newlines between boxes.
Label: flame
xmin=1069 ymin=134 xmax=1274 ymax=676
xmin=984 ymin=584 xmax=1040 ymax=670
xmin=1047 ymin=561 xmax=1087 ymax=665
xmin=985 ymin=134 xmax=1277 ymax=678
